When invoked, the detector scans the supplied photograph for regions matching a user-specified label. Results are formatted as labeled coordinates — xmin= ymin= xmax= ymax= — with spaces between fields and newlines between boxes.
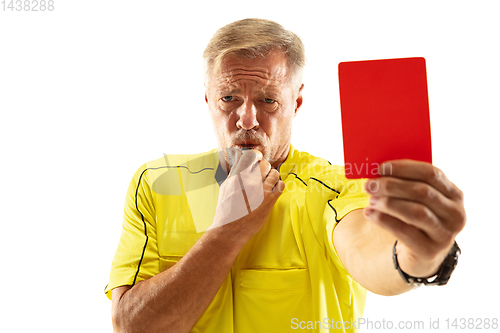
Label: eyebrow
xmin=219 ymin=88 xmax=242 ymax=95
xmin=260 ymin=89 xmax=280 ymax=97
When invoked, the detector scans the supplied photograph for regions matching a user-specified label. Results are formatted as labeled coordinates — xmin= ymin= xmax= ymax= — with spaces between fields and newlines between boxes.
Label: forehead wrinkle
xmin=216 ymin=77 xmax=282 ymax=98
xmin=221 ymin=72 xmax=284 ymax=90
xmin=212 ymin=63 xmax=289 ymax=97
xmin=230 ymin=68 xmax=286 ymax=81
xmin=229 ymin=76 xmax=276 ymax=90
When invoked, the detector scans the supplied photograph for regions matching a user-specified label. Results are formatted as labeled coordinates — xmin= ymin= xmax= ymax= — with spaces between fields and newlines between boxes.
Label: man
xmin=105 ymin=19 xmax=466 ymax=333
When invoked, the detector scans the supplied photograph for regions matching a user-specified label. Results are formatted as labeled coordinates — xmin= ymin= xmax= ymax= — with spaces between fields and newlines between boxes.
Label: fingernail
xmin=369 ymin=196 xmax=379 ymax=205
xmin=365 ymin=180 xmax=379 ymax=193
xmin=364 ymin=207 xmax=374 ymax=216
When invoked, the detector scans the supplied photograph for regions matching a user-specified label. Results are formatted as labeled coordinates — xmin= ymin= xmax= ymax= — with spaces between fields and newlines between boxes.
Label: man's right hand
xmin=209 ymin=149 xmax=285 ymax=240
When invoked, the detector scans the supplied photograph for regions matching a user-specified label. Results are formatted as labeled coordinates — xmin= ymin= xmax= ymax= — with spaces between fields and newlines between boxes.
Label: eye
xmin=221 ymin=96 xmax=234 ymax=102
xmin=264 ymin=98 xmax=275 ymax=104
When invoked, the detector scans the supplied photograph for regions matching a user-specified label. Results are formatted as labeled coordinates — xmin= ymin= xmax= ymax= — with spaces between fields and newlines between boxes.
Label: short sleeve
xmin=328 ymin=177 xmax=369 ymax=222
xmin=104 ymin=165 xmax=159 ymax=300
xmin=325 ymin=177 xmax=369 ymax=273
xmin=304 ymin=169 xmax=369 ymax=274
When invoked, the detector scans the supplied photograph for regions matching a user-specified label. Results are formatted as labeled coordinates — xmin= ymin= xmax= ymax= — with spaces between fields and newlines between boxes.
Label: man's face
xmin=205 ymin=50 xmax=303 ymax=170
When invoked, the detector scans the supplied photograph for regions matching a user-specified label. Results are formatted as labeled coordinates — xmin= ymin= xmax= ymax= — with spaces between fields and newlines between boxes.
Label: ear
xmin=294 ymin=84 xmax=304 ymax=116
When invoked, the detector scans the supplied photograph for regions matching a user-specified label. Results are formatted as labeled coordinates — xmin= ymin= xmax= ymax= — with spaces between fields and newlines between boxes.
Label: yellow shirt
xmin=105 ymin=144 xmax=370 ymax=332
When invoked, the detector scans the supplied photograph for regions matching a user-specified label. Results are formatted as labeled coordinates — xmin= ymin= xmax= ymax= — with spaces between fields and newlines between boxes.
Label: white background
xmin=1 ymin=1 xmax=499 ymax=332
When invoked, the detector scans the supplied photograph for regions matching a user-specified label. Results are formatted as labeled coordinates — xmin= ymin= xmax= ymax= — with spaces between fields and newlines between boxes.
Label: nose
xmin=236 ymin=101 xmax=259 ymax=130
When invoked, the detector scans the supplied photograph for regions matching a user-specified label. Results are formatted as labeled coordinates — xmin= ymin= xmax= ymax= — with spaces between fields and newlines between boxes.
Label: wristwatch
xmin=393 ymin=240 xmax=461 ymax=286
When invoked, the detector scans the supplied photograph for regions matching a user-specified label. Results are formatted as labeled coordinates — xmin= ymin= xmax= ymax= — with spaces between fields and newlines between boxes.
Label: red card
xmin=338 ymin=57 xmax=432 ymax=179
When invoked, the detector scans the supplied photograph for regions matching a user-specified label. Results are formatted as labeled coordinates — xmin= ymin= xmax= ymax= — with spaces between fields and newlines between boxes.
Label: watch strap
xmin=393 ymin=240 xmax=461 ymax=286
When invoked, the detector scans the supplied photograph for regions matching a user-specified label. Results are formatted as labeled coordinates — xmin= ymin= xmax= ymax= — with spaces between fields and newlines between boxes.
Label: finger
xmin=368 ymin=196 xmax=453 ymax=243
xmin=365 ymin=177 xmax=459 ymax=223
xmin=249 ymin=148 xmax=263 ymax=161
xmin=379 ymin=160 xmax=464 ymax=202
xmin=363 ymin=207 xmax=441 ymax=261
xmin=275 ymin=179 xmax=285 ymax=194
xmin=263 ymin=169 xmax=281 ymax=193
xmin=258 ymin=160 xmax=272 ymax=182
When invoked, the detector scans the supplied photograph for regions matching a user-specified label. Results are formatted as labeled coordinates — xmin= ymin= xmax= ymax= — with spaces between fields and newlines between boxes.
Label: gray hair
xmin=203 ymin=18 xmax=306 ymax=93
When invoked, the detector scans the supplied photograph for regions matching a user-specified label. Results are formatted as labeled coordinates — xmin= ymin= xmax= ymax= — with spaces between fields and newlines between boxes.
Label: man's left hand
xmin=364 ymin=160 xmax=466 ymax=279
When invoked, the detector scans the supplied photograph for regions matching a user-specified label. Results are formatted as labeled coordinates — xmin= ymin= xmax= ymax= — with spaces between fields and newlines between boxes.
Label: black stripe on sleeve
xmin=132 ymin=169 xmax=149 ymax=286
xmin=327 ymin=199 xmax=341 ymax=223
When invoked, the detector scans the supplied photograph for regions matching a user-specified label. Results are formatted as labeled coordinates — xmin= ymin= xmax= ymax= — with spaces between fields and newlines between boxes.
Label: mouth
xmin=233 ymin=141 xmax=261 ymax=149
xmin=234 ymin=144 xmax=260 ymax=151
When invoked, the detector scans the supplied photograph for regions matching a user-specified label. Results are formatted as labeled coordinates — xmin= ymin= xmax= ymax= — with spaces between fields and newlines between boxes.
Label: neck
xmin=271 ymin=148 xmax=289 ymax=169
